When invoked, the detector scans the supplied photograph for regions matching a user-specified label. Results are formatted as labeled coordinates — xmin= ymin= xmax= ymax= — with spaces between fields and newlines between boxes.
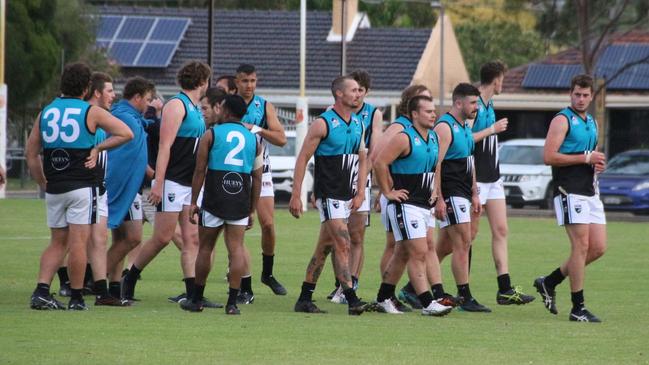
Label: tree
xmin=455 ymin=21 xmax=546 ymax=82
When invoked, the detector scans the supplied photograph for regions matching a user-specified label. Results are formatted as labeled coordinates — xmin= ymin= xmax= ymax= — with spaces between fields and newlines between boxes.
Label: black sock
xmin=240 ymin=275 xmax=252 ymax=293
xmin=125 ymin=265 xmax=142 ymax=284
xmin=109 ymin=282 xmax=121 ymax=298
xmin=57 ymin=267 xmax=69 ymax=286
xmin=334 ymin=278 xmax=340 ymax=288
xmin=262 ymin=254 xmax=274 ymax=278
xmin=193 ymin=284 xmax=205 ymax=303
xmin=93 ymin=280 xmax=108 ymax=297
xmin=417 ymin=291 xmax=434 ymax=308
xmin=377 ymin=283 xmax=396 ymax=302
xmin=403 ymin=281 xmax=415 ymax=293
xmin=35 ymin=283 xmax=50 ymax=297
xmin=544 ymin=267 xmax=566 ymax=290
xmin=571 ymin=290 xmax=584 ymax=311
xmin=299 ymin=282 xmax=316 ymax=302
xmin=343 ymin=288 xmax=360 ymax=306
xmin=351 ymin=276 xmax=358 ymax=290
xmin=431 ymin=283 xmax=445 ymax=300
xmin=71 ymin=288 xmax=83 ymax=301
xmin=227 ymin=287 xmax=239 ymax=306
xmin=183 ymin=277 xmax=195 ymax=298
xmin=84 ymin=264 xmax=93 ymax=285
xmin=468 ymin=246 xmax=473 ymax=274
xmin=497 ymin=273 xmax=512 ymax=293
xmin=457 ymin=283 xmax=472 ymax=299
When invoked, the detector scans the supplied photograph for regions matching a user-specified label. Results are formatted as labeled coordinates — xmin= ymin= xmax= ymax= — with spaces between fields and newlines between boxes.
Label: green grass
xmin=1 ymin=199 xmax=648 ymax=364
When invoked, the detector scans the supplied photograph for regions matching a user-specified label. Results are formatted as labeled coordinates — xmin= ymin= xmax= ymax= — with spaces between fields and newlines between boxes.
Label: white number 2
xmin=224 ymin=131 xmax=245 ymax=166
xmin=41 ymin=108 xmax=81 ymax=143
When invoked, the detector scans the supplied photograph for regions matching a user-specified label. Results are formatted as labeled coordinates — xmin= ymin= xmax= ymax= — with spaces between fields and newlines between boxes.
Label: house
xmin=95 ymin=0 xmax=469 ymax=120
xmin=495 ymin=31 xmax=649 ymax=156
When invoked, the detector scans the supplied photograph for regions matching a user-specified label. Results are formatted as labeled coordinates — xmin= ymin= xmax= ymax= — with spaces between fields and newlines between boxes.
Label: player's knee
xmin=589 ymin=242 xmax=607 ymax=261
xmin=492 ymin=224 xmax=508 ymax=240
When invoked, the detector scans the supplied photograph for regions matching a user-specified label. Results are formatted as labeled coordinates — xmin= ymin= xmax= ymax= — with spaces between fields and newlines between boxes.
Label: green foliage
xmin=456 ymin=20 xmax=546 ymax=82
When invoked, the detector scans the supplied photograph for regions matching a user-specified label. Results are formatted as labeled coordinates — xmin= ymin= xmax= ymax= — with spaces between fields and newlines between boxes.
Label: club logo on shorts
xmin=168 ymin=193 xmax=175 ymax=202
xmin=222 ymin=172 xmax=244 ymax=195
xmin=133 ymin=201 xmax=140 ymax=210
xmin=411 ymin=221 xmax=419 ymax=229
xmin=50 ymin=148 xmax=71 ymax=171
xmin=575 ymin=204 xmax=582 ymax=213
xmin=459 ymin=205 xmax=467 ymax=213
xmin=332 ymin=200 xmax=340 ymax=209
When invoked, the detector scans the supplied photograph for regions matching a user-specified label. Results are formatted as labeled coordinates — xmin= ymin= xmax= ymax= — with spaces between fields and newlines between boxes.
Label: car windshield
xmin=268 ymin=137 xmax=296 ymax=156
xmin=603 ymin=153 xmax=649 ymax=175
xmin=499 ymin=145 xmax=544 ymax=165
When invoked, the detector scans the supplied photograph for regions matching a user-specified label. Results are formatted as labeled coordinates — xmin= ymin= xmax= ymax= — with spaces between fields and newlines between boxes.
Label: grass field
xmin=1 ymin=198 xmax=648 ymax=364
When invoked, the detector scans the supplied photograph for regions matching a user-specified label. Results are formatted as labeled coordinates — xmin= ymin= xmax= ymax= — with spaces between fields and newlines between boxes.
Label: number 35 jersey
xmin=203 ymin=121 xmax=258 ymax=220
xmin=40 ymin=97 xmax=95 ymax=194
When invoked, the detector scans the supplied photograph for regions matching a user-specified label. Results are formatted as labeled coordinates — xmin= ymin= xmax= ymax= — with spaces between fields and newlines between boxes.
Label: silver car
xmin=499 ymin=139 xmax=554 ymax=209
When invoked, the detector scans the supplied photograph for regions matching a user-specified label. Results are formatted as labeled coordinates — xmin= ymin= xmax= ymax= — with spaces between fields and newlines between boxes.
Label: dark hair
xmin=215 ymin=75 xmax=237 ymax=92
xmin=397 ymin=84 xmax=429 ymax=116
xmin=480 ymin=60 xmax=507 ymax=85
xmin=236 ymin=64 xmax=256 ymax=75
xmin=202 ymin=87 xmax=227 ymax=108
xmin=330 ymin=75 xmax=354 ymax=98
xmin=176 ymin=60 xmax=212 ymax=90
xmin=222 ymin=94 xmax=248 ymax=119
xmin=349 ymin=69 xmax=371 ymax=90
xmin=123 ymin=76 xmax=156 ymax=100
xmin=60 ymin=62 xmax=91 ymax=97
xmin=452 ymin=83 xmax=480 ymax=102
xmin=85 ymin=72 xmax=113 ymax=101
xmin=407 ymin=95 xmax=433 ymax=118
xmin=570 ymin=74 xmax=594 ymax=92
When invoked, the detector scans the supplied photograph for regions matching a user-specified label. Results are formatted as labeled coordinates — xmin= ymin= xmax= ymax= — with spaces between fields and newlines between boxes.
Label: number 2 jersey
xmin=40 ymin=97 xmax=96 ymax=194
xmin=202 ymin=122 xmax=258 ymax=220
xmin=313 ymin=109 xmax=365 ymax=201
xmin=164 ymin=92 xmax=206 ymax=186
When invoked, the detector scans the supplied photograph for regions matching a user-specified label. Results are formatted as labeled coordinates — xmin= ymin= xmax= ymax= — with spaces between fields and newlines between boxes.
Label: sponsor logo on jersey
xmin=453 ymin=124 xmax=460 ymax=132
xmin=50 ymin=149 xmax=71 ymax=171
xmin=222 ymin=172 xmax=244 ymax=195
xmin=332 ymin=118 xmax=340 ymax=128
xmin=414 ymin=137 xmax=421 ymax=146
xmin=571 ymin=116 xmax=579 ymax=126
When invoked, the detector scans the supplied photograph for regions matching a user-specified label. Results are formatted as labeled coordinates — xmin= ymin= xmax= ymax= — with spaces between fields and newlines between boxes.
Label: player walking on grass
xmin=469 ymin=61 xmax=535 ymax=306
xmin=534 ymin=74 xmax=607 ymax=323
xmin=121 ymin=61 xmax=215 ymax=307
xmin=181 ymin=95 xmax=262 ymax=315
xmin=371 ymin=95 xmax=452 ymax=316
xmin=434 ymin=83 xmax=490 ymax=313
xmin=26 ymin=62 xmax=133 ymax=310
xmin=290 ymin=76 xmax=369 ymax=315
xmin=235 ymin=64 xmax=288 ymax=302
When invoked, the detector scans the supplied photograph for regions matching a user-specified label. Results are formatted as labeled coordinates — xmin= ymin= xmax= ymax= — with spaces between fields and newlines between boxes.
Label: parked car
xmin=499 ymin=139 xmax=554 ymax=209
xmin=598 ymin=149 xmax=649 ymax=214
xmin=267 ymin=130 xmax=313 ymax=197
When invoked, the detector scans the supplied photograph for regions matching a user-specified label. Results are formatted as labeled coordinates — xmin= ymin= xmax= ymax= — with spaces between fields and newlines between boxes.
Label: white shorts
xmin=477 ymin=178 xmax=506 ymax=205
xmin=124 ymin=193 xmax=143 ymax=221
xmin=199 ymin=209 xmax=249 ymax=228
xmin=438 ymin=196 xmax=472 ymax=228
xmin=141 ymin=189 xmax=156 ymax=223
xmin=155 ymin=179 xmax=191 ymax=212
xmin=380 ymin=195 xmax=392 ymax=232
xmin=554 ymin=193 xmax=606 ymax=226
xmin=387 ymin=203 xmax=434 ymax=241
xmin=260 ymin=172 xmax=274 ymax=198
xmin=46 ymin=187 xmax=98 ymax=228
xmin=316 ymin=198 xmax=352 ymax=223
xmin=97 ymin=191 xmax=108 ymax=218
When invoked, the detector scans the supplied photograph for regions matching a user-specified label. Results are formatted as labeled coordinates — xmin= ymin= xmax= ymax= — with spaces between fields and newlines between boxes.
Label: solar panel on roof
xmin=95 ymin=15 xmax=190 ymax=68
xmin=523 ymin=44 xmax=649 ymax=90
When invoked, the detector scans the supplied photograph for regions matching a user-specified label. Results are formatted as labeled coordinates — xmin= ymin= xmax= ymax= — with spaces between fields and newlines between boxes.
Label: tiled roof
xmin=97 ymin=6 xmax=430 ymax=91
xmin=502 ymin=31 xmax=649 ymax=94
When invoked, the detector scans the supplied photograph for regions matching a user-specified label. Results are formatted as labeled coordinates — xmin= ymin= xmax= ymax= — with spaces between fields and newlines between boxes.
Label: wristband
xmin=585 ymin=152 xmax=592 ymax=164
xmin=250 ymin=125 xmax=262 ymax=134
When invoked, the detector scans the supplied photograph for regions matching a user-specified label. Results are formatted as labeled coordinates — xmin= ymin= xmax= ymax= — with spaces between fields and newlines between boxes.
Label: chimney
xmin=329 ymin=0 xmax=358 ymax=42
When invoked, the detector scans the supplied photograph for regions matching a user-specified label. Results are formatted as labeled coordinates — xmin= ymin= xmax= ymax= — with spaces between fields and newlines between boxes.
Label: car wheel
xmin=540 ymin=183 xmax=554 ymax=210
